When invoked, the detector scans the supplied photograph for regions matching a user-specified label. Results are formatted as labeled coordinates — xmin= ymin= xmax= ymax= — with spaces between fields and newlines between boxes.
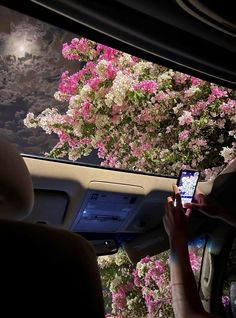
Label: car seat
xmin=0 ymin=137 xmax=105 ymax=317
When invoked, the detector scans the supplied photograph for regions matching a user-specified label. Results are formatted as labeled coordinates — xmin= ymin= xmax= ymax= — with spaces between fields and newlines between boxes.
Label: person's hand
xmin=184 ymin=188 xmax=227 ymax=219
xmin=163 ymin=184 xmax=191 ymax=243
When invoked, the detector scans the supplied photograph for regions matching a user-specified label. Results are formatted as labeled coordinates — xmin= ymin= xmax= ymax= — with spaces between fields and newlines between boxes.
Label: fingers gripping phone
xmin=175 ymin=169 xmax=200 ymax=206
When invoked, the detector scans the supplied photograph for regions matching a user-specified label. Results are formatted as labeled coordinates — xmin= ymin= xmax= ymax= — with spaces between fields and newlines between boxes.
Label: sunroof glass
xmin=1 ymin=5 xmax=235 ymax=180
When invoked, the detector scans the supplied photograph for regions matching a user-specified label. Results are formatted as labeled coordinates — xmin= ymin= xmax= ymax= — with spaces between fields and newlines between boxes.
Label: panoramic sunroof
xmin=0 ymin=5 xmax=235 ymax=180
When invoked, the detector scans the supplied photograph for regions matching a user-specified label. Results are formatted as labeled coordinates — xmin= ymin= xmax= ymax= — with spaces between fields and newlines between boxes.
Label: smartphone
xmin=175 ymin=169 xmax=200 ymax=206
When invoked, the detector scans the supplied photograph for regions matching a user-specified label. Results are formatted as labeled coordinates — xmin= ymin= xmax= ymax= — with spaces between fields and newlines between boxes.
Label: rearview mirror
xmin=91 ymin=239 xmax=118 ymax=256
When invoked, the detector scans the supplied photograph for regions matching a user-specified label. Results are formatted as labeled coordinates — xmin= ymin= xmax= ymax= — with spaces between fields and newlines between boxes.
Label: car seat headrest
xmin=0 ymin=137 xmax=34 ymax=219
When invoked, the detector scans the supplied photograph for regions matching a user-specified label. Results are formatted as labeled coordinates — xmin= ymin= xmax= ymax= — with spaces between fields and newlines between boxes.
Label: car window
xmin=1 ymin=5 xmax=236 ymax=180
xmin=98 ymin=237 xmax=206 ymax=317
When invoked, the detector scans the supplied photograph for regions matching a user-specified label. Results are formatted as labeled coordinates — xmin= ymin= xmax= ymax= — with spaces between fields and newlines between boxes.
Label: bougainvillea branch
xmin=24 ymin=37 xmax=236 ymax=179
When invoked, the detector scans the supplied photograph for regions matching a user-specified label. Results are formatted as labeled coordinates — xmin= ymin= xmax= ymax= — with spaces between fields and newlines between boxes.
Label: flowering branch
xmin=24 ymin=37 xmax=236 ymax=180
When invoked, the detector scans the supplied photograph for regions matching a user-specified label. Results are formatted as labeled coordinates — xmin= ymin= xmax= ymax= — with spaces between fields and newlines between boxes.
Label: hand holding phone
xmin=175 ymin=169 xmax=200 ymax=206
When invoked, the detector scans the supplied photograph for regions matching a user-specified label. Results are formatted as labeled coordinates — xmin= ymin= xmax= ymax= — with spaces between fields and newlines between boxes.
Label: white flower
xmin=231 ymin=115 xmax=236 ymax=123
xmin=68 ymin=148 xmax=81 ymax=161
xmin=133 ymin=61 xmax=153 ymax=76
xmin=118 ymin=53 xmax=133 ymax=67
xmin=158 ymin=71 xmax=172 ymax=84
xmin=105 ymin=71 xmax=133 ymax=107
xmin=54 ymin=91 xmax=63 ymax=101
xmin=23 ymin=112 xmax=37 ymax=128
xmin=95 ymin=114 xmax=109 ymax=128
xmin=178 ymin=111 xmax=193 ymax=125
xmin=220 ymin=147 xmax=235 ymax=163
xmin=185 ymin=86 xmax=201 ymax=97
xmin=110 ymin=275 xmax=123 ymax=292
xmin=96 ymin=59 xmax=109 ymax=78
xmin=173 ymin=103 xmax=183 ymax=114
xmin=73 ymin=124 xmax=83 ymax=137
xmin=210 ymin=112 xmax=217 ymax=117
xmin=229 ymin=130 xmax=236 ymax=139
xmin=79 ymin=84 xmax=93 ymax=101
xmin=69 ymin=94 xmax=82 ymax=108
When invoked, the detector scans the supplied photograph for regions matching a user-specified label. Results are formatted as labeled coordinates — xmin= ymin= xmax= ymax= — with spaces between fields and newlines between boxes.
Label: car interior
xmin=0 ymin=1 xmax=236 ymax=317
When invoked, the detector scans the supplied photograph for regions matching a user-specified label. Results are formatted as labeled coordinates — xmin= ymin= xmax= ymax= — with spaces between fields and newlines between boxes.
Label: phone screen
xmin=176 ymin=169 xmax=200 ymax=205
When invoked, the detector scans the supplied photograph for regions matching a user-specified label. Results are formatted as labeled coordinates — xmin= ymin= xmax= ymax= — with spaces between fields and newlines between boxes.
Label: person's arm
xmin=170 ymin=236 xmax=218 ymax=318
xmin=163 ymin=186 xmax=219 ymax=318
xmin=184 ymin=190 xmax=236 ymax=227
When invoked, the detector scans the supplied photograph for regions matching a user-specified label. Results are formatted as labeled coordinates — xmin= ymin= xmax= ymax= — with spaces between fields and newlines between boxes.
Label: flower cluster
xmin=98 ymin=250 xmax=147 ymax=318
xmin=98 ymin=245 xmax=203 ymax=318
xmin=24 ymin=37 xmax=236 ymax=179
xmin=132 ymin=254 xmax=173 ymax=317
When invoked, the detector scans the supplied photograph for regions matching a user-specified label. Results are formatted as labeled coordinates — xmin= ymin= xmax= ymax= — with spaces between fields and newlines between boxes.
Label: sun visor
xmin=124 ymin=227 xmax=169 ymax=264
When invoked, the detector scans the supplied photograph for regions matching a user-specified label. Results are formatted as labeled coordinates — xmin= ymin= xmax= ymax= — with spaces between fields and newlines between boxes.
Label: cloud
xmin=0 ymin=5 xmax=100 ymax=164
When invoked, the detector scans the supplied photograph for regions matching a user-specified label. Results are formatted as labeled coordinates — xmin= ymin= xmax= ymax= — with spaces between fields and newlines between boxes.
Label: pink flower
xmin=179 ymin=130 xmax=189 ymax=141
xmin=58 ymin=131 xmax=68 ymax=143
xmin=58 ymin=71 xmax=80 ymax=97
xmin=62 ymin=38 xmax=96 ymax=60
xmin=97 ymin=141 xmax=106 ymax=158
xmin=78 ymin=138 xmax=91 ymax=145
xmin=141 ymin=256 xmax=151 ymax=264
xmin=133 ymin=80 xmax=158 ymax=94
xmin=191 ymin=101 xmax=207 ymax=115
xmin=132 ymin=147 xmax=142 ymax=157
xmin=106 ymin=154 xmax=116 ymax=166
xmin=68 ymin=138 xmax=79 ymax=148
xmin=166 ymin=125 xmax=173 ymax=133
xmin=87 ymin=77 xmax=100 ymax=90
xmin=112 ymin=287 xmax=126 ymax=310
xmin=96 ymin=44 xmax=118 ymax=61
xmin=154 ymin=260 xmax=165 ymax=274
xmin=137 ymin=109 xmax=152 ymax=122
xmin=188 ymin=139 xmax=207 ymax=149
xmin=144 ymin=268 xmax=165 ymax=287
xmin=132 ymin=268 xmax=141 ymax=287
xmin=154 ymin=91 xmax=167 ymax=101
xmin=178 ymin=111 xmax=193 ymax=126
xmin=112 ymin=105 xmax=121 ymax=115
xmin=81 ymin=101 xmax=92 ymax=120
xmin=105 ymin=63 xmax=117 ymax=79
xmin=207 ymin=87 xmax=228 ymax=103
xmin=144 ymin=293 xmax=163 ymax=314
xmin=175 ymin=73 xmax=190 ymax=84
xmin=222 ymin=295 xmax=230 ymax=308
xmin=220 ymin=99 xmax=236 ymax=115
xmin=111 ymin=114 xmax=121 ymax=124
xmin=211 ymin=87 xmax=228 ymax=98
xmin=191 ymin=77 xmax=203 ymax=86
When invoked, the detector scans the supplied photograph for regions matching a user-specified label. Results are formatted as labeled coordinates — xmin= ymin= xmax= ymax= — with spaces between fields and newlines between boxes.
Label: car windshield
xmin=98 ymin=238 xmax=206 ymax=317
xmin=0 ymin=5 xmax=236 ymax=180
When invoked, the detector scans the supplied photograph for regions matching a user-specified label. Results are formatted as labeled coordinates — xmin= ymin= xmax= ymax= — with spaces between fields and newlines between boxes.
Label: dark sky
xmin=0 ymin=5 xmax=101 ymax=164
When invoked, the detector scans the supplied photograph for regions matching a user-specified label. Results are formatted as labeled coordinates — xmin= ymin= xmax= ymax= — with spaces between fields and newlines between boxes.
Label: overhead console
xmin=71 ymin=181 xmax=144 ymax=233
